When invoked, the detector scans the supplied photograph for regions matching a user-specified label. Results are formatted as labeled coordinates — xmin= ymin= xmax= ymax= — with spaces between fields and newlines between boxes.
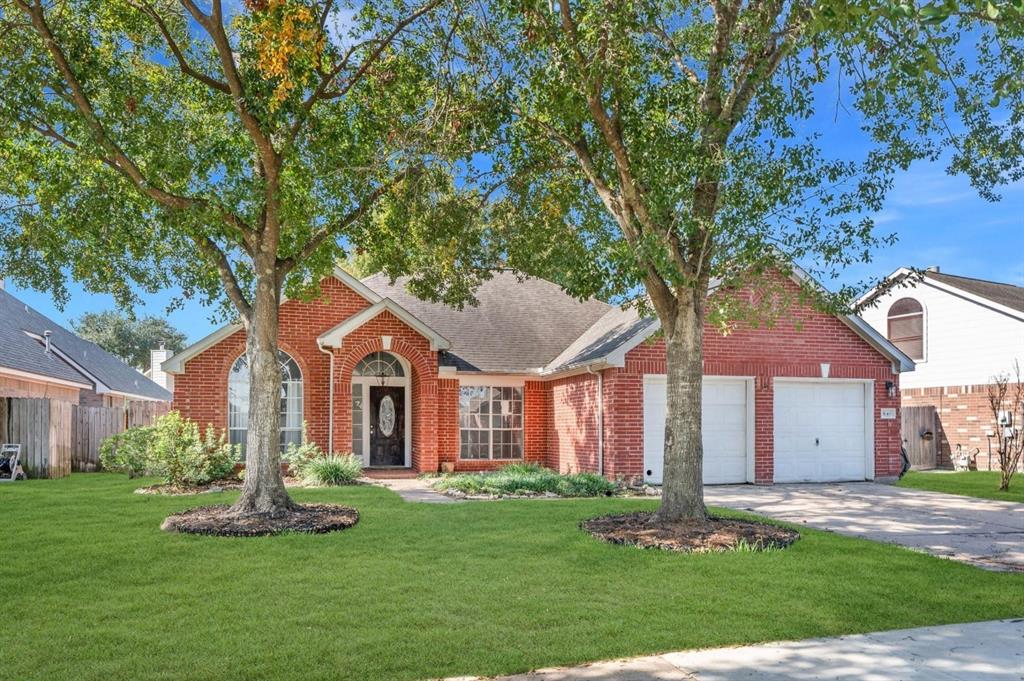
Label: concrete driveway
xmin=704 ymin=482 xmax=1024 ymax=571
xmin=454 ymin=619 xmax=1024 ymax=680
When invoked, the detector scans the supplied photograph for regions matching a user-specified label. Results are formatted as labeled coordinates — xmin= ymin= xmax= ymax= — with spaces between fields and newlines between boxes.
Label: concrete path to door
xmin=447 ymin=619 xmax=1024 ymax=680
xmin=704 ymin=482 xmax=1024 ymax=571
xmin=367 ymin=476 xmax=460 ymax=503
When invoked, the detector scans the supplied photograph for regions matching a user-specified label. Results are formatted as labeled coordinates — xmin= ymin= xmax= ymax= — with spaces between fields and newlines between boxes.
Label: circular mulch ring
xmin=582 ymin=511 xmax=799 ymax=552
xmin=160 ymin=503 xmax=359 ymax=537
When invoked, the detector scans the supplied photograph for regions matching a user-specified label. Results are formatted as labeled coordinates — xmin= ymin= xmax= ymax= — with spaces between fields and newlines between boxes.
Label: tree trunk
xmin=653 ymin=290 xmax=708 ymax=523
xmin=229 ymin=267 xmax=295 ymax=517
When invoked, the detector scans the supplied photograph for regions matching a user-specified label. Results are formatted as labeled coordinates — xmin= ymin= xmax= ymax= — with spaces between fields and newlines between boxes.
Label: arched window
xmin=887 ymin=298 xmax=925 ymax=361
xmin=227 ymin=350 xmax=303 ymax=455
xmin=353 ymin=351 xmax=405 ymax=378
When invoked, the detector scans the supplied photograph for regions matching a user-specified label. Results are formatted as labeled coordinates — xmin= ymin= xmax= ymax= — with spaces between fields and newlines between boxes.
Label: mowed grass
xmin=1 ymin=475 xmax=1022 ymax=681
xmin=897 ymin=470 xmax=1024 ymax=503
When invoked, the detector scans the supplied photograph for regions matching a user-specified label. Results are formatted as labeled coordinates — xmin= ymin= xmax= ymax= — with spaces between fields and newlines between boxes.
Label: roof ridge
xmin=927 ymin=270 xmax=1023 ymax=290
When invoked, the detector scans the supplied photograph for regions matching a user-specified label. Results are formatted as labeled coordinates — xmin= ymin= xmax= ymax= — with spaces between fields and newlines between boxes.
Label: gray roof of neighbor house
xmin=361 ymin=271 xmax=612 ymax=373
xmin=925 ymin=271 xmax=1024 ymax=313
xmin=0 ymin=287 xmax=172 ymax=401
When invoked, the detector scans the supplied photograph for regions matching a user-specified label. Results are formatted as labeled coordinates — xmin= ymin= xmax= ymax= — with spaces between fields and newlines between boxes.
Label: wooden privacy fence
xmin=2 ymin=398 xmax=72 ymax=479
xmin=0 ymin=397 xmax=169 ymax=478
xmin=902 ymin=405 xmax=939 ymax=470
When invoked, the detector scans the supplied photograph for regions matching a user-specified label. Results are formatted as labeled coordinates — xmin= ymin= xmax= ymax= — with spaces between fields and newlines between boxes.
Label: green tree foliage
xmin=72 ymin=310 xmax=187 ymax=369
xmin=459 ymin=1 xmax=1022 ymax=520
xmin=0 ymin=0 xmax=493 ymax=515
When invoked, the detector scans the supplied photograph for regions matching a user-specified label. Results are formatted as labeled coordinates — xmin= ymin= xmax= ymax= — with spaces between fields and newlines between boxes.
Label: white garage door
xmin=773 ymin=381 xmax=871 ymax=483
xmin=643 ymin=376 xmax=750 ymax=485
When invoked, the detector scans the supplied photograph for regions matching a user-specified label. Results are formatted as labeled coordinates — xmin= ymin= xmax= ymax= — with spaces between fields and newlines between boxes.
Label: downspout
xmin=587 ymin=365 xmax=604 ymax=477
xmin=317 ymin=340 xmax=334 ymax=453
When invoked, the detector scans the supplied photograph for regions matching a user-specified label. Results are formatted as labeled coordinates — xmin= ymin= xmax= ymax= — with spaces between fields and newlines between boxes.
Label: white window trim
xmin=351 ymin=353 xmax=412 ymax=467
xmin=458 ymin=384 xmax=525 ymax=461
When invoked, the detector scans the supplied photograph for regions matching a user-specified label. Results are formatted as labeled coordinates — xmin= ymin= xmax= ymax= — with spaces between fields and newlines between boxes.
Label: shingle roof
xmin=926 ymin=271 xmax=1024 ymax=313
xmin=0 ymin=287 xmax=172 ymax=401
xmin=543 ymin=306 xmax=655 ymax=374
xmin=361 ymin=271 xmax=612 ymax=373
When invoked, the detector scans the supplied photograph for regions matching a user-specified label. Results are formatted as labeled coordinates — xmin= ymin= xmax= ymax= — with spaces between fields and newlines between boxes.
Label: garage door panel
xmin=643 ymin=377 xmax=749 ymax=485
xmin=773 ymin=382 xmax=870 ymax=483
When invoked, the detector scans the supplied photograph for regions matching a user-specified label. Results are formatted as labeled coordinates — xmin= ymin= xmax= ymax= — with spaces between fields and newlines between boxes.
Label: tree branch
xmin=127 ymin=0 xmax=230 ymax=94
xmin=195 ymin=236 xmax=253 ymax=322
xmin=277 ymin=165 xmax=424 ymax=273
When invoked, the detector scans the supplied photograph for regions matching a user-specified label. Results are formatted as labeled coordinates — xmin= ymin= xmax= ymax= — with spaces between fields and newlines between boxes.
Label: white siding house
xmin=859 ymin=268 xmax=1024 ymax=389
xmin=859 ymin=267 xmax=1024 ymax=470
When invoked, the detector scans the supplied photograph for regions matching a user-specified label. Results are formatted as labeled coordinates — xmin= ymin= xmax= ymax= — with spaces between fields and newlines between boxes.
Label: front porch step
xmin=361 ymin=468 xmax=419 ymax=480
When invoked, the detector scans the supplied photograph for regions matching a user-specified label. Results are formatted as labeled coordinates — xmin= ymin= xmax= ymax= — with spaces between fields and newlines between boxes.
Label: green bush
xmin=99 ymin=412 xmax=238 ymax=486
xmin=148 ymin=412 xmax=238 ymax=487
xmin=99 ymin=425 xmax=156 ymax=478
xmin=282 ymin=423 xmax=322 ymax=475
xmin=302 ymin=454 xmax=363 ymax=486
xmin=432 ymin=464 xmax=616 ymax=497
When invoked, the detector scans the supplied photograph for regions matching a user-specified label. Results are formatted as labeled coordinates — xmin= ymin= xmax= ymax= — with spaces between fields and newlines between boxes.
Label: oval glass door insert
xmin=379 ymin=395 xmax=396 ymax=437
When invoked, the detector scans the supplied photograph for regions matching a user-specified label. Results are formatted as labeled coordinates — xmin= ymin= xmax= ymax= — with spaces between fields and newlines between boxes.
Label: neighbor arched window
xmin=227 ymin=350 xmax=303 ymax=455
xmin=887 ymin=298 xmax=925 ymax=361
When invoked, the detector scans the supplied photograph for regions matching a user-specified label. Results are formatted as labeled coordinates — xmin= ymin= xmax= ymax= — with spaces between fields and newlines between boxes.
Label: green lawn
xmin=1 ymin=476 xmax=1022 ymax=681
xmin=897 ymin=470 xmax=1023 ymax=503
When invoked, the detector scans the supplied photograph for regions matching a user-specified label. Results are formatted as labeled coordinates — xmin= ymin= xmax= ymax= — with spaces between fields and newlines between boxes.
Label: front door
xmin=369 ymin=386 xmax=405 ymax=466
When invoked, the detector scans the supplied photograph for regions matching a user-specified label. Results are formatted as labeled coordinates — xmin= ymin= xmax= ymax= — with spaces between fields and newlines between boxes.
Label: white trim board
xmin=318 ymin=298 xmax=451 ymax=352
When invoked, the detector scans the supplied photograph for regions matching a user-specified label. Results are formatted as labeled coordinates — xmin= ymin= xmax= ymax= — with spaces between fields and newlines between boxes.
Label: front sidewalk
xmin=447 ymin=619 xmax=1024 ymax=680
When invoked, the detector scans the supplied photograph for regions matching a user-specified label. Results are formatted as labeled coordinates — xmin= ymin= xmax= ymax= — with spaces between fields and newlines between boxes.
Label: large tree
xmin=73 ymin=310 xmax=187 ymax=369
xmin=465 ymin=1 xmax=1022 ymax=521
xmin=0 ymin=0 xmax=490 ymax=516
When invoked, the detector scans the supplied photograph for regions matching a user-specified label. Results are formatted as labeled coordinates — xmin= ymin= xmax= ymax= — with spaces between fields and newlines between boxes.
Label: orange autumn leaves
xmin=246 ymin=0 xmax=324 ymax=110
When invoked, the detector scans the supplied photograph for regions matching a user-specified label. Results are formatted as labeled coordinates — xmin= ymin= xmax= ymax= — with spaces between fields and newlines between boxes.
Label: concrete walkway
xmin=448 ymin=619 xmax=1024 ymax=680
xmin=704 ymin=482 xmax=1024 ymax=571
xmin=368 ymin=476 xmax=459 ymax=503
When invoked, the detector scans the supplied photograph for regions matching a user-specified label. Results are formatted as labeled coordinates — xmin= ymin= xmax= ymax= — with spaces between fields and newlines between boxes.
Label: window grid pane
xmin=351 ymin=383 xmax=363 ymax=456
xmin=459 ymin=386 xmax=523 ymax=460
xmin=227 ymin=350 xmax=302 ymax=458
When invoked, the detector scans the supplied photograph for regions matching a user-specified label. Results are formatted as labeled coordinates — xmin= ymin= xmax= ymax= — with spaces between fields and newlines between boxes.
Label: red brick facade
xmin=903 ymin=384 xmax=1024 ymax=471
xmin=172 ymin=273 xmax=905 ymax=483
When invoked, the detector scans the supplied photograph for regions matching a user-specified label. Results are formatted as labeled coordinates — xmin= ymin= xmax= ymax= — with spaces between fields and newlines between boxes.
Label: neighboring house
xmin=164 ymin=268 xmax=913 ymax=485
xmin=860 ymin=267 xmax=1024 ymax=469
xmin=0 ymin=285 xmax=172 ymax=407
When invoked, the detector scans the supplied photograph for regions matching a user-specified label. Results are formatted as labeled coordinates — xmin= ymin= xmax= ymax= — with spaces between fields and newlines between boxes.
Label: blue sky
xmin=5 ymin=154 xmax=1022 ymax=345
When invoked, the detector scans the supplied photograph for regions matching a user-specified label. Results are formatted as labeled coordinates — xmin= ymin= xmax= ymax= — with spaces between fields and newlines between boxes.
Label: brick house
xmin=860 ymin=267 xmax=1024 ymax=470
xmin=164 ymin=267 xmax=913 ymax=484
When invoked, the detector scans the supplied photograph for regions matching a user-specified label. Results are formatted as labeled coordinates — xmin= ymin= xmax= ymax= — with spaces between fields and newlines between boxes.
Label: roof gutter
xmin=586 ymin=364 xmax=605 ymax=477
xmin=317 ymin=339 xmax=335 ymax=454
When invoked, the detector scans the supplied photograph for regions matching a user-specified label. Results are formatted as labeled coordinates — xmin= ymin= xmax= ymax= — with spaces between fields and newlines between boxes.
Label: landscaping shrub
xmin=148 ymin=412 xmax=238 ymax=487
xmin=99 ymin=425 xmax=156 ymax=478
xmin=302 ymin=454 xmax=363 ymax=486
xmin=100 ymin=412 xmax=237 ymax=487
xmin=281 ymin=426 xmax=362 ymax=485
xmin=282 ymin=423 xmax=322 ymax=475
xmin=432 ymin=464 xmax=617 ymax=497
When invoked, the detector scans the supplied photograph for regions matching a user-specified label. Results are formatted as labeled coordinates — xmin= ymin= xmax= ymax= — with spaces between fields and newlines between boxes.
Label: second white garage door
xmin=773 ymin=381 xmax=872 ymax=483
xmin=643 ymin=376 xmax=751 ymax=485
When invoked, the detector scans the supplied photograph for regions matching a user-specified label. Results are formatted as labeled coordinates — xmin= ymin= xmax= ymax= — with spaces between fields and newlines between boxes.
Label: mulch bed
xmin=160 ymin=503 xmax=359 ymax=537
xmin=582 ymin=511 xmax=799 ymax=553
xmin=135 ymin=477 xmax=305 ymax=496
